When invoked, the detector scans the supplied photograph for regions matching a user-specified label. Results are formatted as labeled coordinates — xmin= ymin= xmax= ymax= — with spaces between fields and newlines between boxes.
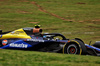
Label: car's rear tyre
xmin=67 ymin=44 xmax=78 ymax=54
xmin=64 ymin=40 xmax=87 ymax=55
xmin=64 ymin=44 xmax=80 ymax=54
xmin=76 ymin=40 xmax=87 ymax=55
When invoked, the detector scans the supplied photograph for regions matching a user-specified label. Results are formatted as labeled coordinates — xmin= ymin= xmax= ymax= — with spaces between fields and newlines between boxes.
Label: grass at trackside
xmin=0 ymin=0 xmax=100 ymax=66
xmin=0 ymin=0 xmax=99 ymax=44
xmin=0 ymin=49 xmax=100 ymax=66
xmin=0 ymin=0 xmax=100 ymax=43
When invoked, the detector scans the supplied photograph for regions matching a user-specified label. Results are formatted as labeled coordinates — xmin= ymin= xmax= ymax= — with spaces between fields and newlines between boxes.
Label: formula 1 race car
xmin=0 ymin=25 xmax=100 ymax=56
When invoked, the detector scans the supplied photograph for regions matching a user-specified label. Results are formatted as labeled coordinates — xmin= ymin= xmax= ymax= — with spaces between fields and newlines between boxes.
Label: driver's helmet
xmin=33 ymin=25 xmax=42 ymax=34
xmin=35 ymin=25 xmax=41 ymax=28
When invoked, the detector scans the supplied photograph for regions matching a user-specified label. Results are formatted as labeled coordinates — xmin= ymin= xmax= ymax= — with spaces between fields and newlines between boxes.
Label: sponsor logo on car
xmin=2 ymin=40 xmax=8 ymax=45
xmin=9 ymin=43 xmax=28 ymax=48
xmin=26 ymin=39 xmax=44 ymax=42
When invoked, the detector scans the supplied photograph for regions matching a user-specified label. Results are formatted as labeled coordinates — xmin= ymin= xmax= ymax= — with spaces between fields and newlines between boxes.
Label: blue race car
xmin=0 ymin=25 xmax=100 ymax=56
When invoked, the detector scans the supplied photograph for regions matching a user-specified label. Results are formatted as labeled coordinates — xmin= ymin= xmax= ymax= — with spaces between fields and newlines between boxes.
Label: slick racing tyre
xmin=67 ymin=44 xmax=78 ymax=54
xmin=64 ymin=44 xmax=80 ymax=54
xmin=64 ymin=40 xmax=87 ymax=55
